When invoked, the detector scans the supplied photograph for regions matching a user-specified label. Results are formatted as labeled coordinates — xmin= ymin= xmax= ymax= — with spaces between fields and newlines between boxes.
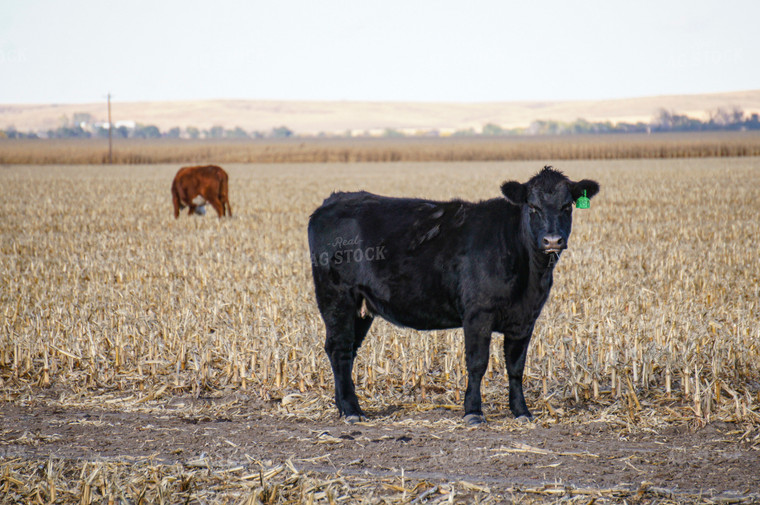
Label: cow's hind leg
xmin=172 ymin=191 xmax=182 ymax=218
xmin=323 ymin=298 xmax=367 ymax=423
xmin=353 ymin=314 xmax=373 ymax=355
xmin=219 ymin=174 xmax=231 ymax=216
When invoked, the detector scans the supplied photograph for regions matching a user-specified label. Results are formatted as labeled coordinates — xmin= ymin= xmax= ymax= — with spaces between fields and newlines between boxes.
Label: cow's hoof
xmin=464 ymin=414 xmax=486 ymax=426
xmin=344 ymin=414 xmax=364 ymax=424
xmin=515 ymin=415 xmax=534 ymax=424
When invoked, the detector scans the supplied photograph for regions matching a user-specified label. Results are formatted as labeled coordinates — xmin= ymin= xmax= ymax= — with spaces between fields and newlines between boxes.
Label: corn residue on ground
xmin=1 ymin=158 xmax=759 ymax=503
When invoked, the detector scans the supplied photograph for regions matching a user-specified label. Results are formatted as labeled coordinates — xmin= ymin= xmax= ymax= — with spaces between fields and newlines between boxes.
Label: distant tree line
xmin=432 ymin=107 xmax=759 ymax=137
xmin=2 ymin=107 xmax=759 ymax=140
xmin=471 ymin=107 xmax=760 ymax=137
xmin=0 ymin=112 xmax=294 ymax=140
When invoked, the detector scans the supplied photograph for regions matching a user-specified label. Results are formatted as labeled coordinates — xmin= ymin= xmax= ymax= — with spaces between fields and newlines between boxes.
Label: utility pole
xmin=107 ymin=92 xmax=113 ymax=164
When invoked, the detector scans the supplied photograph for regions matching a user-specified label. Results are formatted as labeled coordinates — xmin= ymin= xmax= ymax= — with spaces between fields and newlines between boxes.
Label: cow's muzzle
xmin=541 ymin=235 xmax=566 ymax=254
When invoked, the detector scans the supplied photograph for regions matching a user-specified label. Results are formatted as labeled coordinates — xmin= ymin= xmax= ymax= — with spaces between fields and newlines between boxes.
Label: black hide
xmin=308 ymin=167 xmax=599 ymax=423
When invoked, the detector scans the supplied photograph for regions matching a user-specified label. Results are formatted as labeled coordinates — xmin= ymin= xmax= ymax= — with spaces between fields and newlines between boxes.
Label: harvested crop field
xmin=2 ymin=159 xmax=760 ymax=503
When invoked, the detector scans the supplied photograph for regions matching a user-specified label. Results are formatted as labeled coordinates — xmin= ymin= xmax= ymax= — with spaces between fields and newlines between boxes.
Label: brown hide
xmin=171 ymin=165 xmax=232 ymax=218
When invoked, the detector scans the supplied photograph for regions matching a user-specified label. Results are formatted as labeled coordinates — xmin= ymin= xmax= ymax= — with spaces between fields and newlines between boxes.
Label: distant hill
xmin=2 ymin=90 xmax=760 ymax=135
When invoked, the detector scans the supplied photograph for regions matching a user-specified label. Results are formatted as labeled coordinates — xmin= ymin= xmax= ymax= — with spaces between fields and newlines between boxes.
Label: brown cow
xmin=171 ymin=165 xmax=232 ymax=218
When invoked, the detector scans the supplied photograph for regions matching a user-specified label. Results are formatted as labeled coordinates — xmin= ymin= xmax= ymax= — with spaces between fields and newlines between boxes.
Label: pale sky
xmin=1 ymin=0 xmax=758 ymax=104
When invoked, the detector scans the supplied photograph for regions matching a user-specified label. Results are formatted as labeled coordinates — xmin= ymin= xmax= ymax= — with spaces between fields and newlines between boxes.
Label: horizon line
xmin=2 ymin=88 xmax=759 ymax=107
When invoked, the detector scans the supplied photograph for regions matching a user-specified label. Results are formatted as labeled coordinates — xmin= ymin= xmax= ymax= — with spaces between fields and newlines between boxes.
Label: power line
xmin=107 ymin=93 xmax=113 ymax=164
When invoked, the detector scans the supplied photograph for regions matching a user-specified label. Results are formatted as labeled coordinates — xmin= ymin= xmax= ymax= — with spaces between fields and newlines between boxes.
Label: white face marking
xmin=191 ymin=195 xmax=207 ymax=206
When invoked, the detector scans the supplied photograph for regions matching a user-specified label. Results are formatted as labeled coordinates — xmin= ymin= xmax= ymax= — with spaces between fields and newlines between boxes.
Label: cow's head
xmin=501 ymin=166 xmax=599 ymax=257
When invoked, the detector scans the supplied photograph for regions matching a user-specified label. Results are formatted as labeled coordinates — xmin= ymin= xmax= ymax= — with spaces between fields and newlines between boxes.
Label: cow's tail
xmin=219 ymin=172 xmax=232 ymax=217
xmin=307 ymin=215 xmax=326 ymax=306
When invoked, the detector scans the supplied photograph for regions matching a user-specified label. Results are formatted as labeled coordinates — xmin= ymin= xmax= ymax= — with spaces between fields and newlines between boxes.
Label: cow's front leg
xmin=504 ymin=336 xmax=533 ymax=420
xmin=463 ymin=313 xmax=493 ymax=426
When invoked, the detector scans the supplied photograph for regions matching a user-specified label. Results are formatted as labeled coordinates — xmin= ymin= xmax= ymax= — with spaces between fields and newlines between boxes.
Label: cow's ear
xmin=501 ymin=181 xmax=527 ymax=205
xmin=570 ymin=179 xmax=600 ymax=201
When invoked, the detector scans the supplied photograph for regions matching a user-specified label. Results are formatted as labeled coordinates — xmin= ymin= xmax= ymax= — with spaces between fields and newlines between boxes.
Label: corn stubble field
xmin=2 ymin=156 xmax=760 ymax=503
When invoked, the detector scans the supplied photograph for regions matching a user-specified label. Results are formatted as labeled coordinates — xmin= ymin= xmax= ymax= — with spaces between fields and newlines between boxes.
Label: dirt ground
xmin=2 ymin=391 xmax=760 ymax=504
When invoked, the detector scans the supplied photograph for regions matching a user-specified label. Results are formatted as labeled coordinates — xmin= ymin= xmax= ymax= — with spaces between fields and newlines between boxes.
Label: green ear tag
xmin=576 ymin=190 xmax=590 ymax=209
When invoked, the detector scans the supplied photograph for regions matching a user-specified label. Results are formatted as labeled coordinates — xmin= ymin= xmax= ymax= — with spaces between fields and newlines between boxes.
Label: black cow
xmin=308 ymin=167 xmax=599 ymax=425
